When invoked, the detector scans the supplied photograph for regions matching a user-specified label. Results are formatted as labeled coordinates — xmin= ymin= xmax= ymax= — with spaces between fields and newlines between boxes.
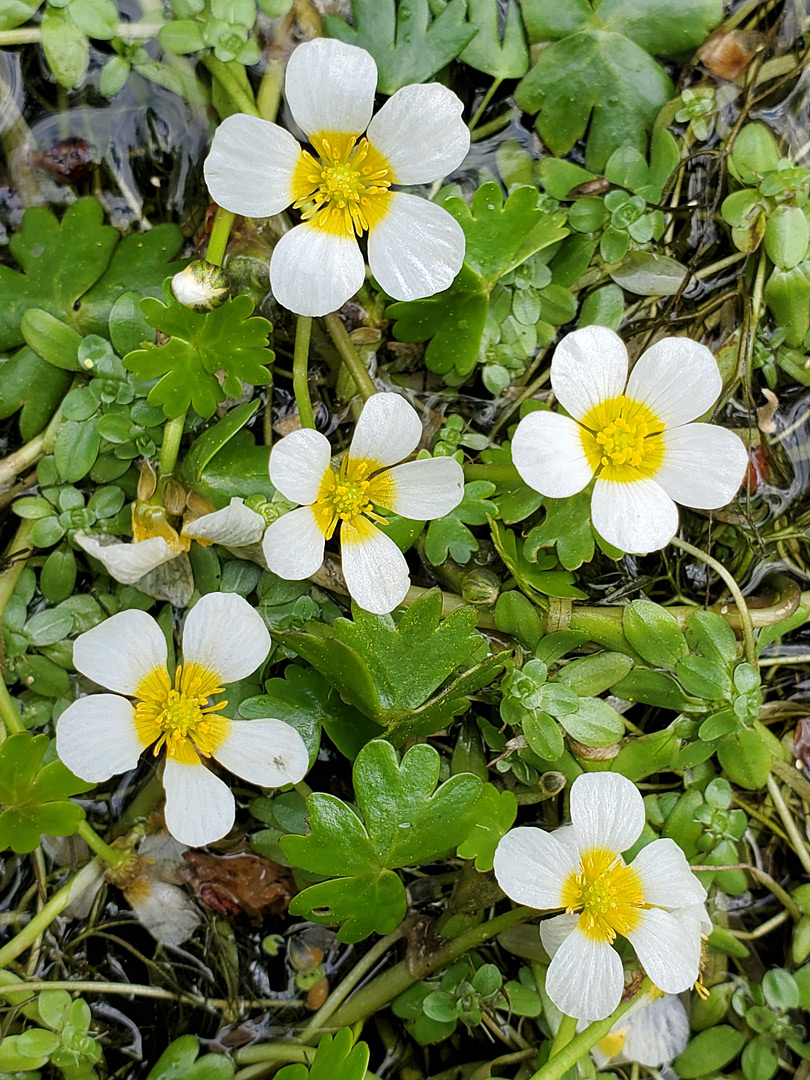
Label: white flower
xmin=203 ymin=37 xmax=469 ymax=317
xmin=75 ymin=532 xmax=181 ymax=585
xmin=587 ymin=992 xmax=690 ymax=1067
xmin=511 ymin=326 xmax=749 ymax=554
xmin=182 ymin=497 xmax=266 ymax=547
xmin=126 ymin=876 xmax=201 ymax=947
xmin=493 ymin=772 xmax=708 ymax=1022
xmin=263 ymin=393 xmax=464 ymax=614
xmin=55 ymin=592 xmax=309 ymax=848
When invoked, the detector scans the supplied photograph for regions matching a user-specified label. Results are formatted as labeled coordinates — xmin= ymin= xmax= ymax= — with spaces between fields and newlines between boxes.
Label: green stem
xmin=206 ymin=206 xmax=236 ymax=266
xmin=235 ymin=1046 xmax=315 ymax=1075
xmin=766 ymin=775 xmax=810 ymax=877
xmin=76 ymin=821 xmax=128 ymax=868
xmin=469 ymin=107 xmax=520 ymax=143
xmin=468 ymin=76 xmax=503 ymax=133
xmin=257 ymin=57 xmax=285 ymax=122
xmin=549 ymin=1013 xmax=578 ymax=1057
xmin=0 ymin=519 xmax=35 ymax=617
xmin=0 ymin=678 xmax=24 ymax=739
xmin=293 ymin=316 xmax=316 ymax=429
xmin=202 ymin=55 xmax=259 ymax=117
xmin=323 ymin=312 xmax=376 ymax=400
xmin=528 ymin=979 xmax=652 ymax=1080
xmin=326 ymin=905 xmax=535 ymax=1030
xmin=0 ymin=859 xmax=102 ymax=970
xmin=0 ymin=21 xmax=164 ymax=44
xmin=158 ymin=413 xmax=187 ymax=477
xmin=0 ymin=395 xmax=69 ymax=491
xmin=670 ymin=537 xmax=756 ymax=665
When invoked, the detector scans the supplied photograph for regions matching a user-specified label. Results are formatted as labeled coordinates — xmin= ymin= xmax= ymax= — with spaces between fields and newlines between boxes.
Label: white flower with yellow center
xmin=511 ymin=326 xmax=749 ymax=554
xmin=493 ymin=772 xmax=708 ymax=1022
xmin=262 ymin=393 xmax=464 ymax=614
xmin=203 ymin=37 xmax=469 ymax=317
xmin=55 ymin=593 xmax=309 ymax=847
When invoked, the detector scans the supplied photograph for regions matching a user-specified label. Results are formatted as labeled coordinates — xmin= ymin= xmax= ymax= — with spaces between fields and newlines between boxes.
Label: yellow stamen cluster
xmin=313 ymin=456 xmax=388 ymax=539
xmin=292 ymin=132 xmax=392 ymax=237
xmin=561 ymin=847 xmax=646 ymax=943
xmin=134 ymin=662 xmax=228 ymax=762
xmin=581 ymin=395 xmax=665 ymax=482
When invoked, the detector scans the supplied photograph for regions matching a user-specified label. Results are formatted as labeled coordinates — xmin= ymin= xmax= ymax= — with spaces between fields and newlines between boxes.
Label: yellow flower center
xmin=312 ymin=455 xmax=389 ymax=539
xmin=291 ymin=132 xmax=393 ymax=237
xmin=560 ymin=847 xmax=645 ymax=943
xmin=579 ymin=395 xmax=665 ymax=483
xmin=134 ymin=663 xmax=229 ymax=764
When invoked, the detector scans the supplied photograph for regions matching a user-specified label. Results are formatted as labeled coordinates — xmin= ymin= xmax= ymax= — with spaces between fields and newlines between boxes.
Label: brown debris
xmin=180 ymin=851 xmax=295 ymax=924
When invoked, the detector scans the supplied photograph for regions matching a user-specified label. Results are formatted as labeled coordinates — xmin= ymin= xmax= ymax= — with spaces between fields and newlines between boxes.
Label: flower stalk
xmin=293 ymin=315 xmax=316 ymax=430
xmin=323 ymin=312 xmax=377 ymax=401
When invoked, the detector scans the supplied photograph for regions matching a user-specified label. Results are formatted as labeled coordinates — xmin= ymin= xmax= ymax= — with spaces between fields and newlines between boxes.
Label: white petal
xmin=368 ymin=192 xmax=465 ymax=302
xmin=214 ymin=718 xmax=309 ymax=787
xmin=625 ymin=338 xmax=722 ymax=426
xmin=56 ymin=694 xmax=144 ymax=783
xmin=591 ymin=476 xmax=679 ymax=554
xmin=630 ymin=838 xmax=707 ymax=908
xmin=203 ymin=113 xmax=301 ymax=217
xmin=75 ymin=532 xmax=178 ymax=585
xmin=72 ymin=609 xmax=167 ymax=695
xmin=349 ymin=392 xmax=422 ymax=467
xmin=654 ymin=424 xmax=748 ymax=509
xmin=570 ymin=773 xmax=645 ymax=855
xmin=671 ymin=902 xmax=712 ymax=942
xmin=341 ymin=516 xmax=410 ymax=614
xmin=539 ymin=912 xmax=581 ymax=958
xmin=551 ymin=327 xmax=629 ymax=421
xmin=182 ymin=498 xmax=265 ymax=546
xmin=270 ymin=222 xmax=365 ymax=317
xmin=626 ymin=907 xmax=701 ymax=993
xmin=511 ymin=410 xmax=594 ymax=498
xmin=623 ymin=994 xmax=690 ymax=1066
xmin=262 ymin=506 xmax=326 ymax=579
xmin=546 ymin=925 xmax=625 ymax=1021
xmin=181 ymin=591 xmax=271 ymax=683
xmin=493 ymin=826 xmax=577 ymax=909
xmin=372 ymin=457 xmax=464 ymax=520
xmin=269 ymin=428 xmax=332 ymax=504
xmin=284 ymin=38 xmax=377 ymax=138
xmin=366 ymin=83 xmax=469 ymax=184
xmin=163 ymin=757 xmax=235 ymax=847
xmin=126 ymin=877 xmax=200 ymax=947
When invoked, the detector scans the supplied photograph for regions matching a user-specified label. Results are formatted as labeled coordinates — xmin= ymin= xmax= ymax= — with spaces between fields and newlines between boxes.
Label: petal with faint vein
xmin=204 ymin=114 xmax=301 ymax=217
xmin=75 ymin=532 xmax=178 ymax=585
xmin=591 ymin=476 xmax=679 ymax=554
xmin=511 ymin=410 xmax=594 ymax=497
xmin=493 ymin=826 xmax=577 ymax=909
xmin=570 ymin=772 xmax=645 ymax=855
xmin=370 ymin=457 xmax=464 ymax=520
xmin=368 ymin=192 xmax=465 ymax=302
xmin=182 ymin=498 xmax=265 ymax=546
xmin=269 ymin=428 xmax=332 ymax=505
xmin=349 ymin=393 xmax=422 ymax=467
xmin=181 ymin=592 xmax=271 ymax=683
xmin=163 ymin=757 xmax=235 ymax=847
xmin=214 ymin=718 xmax=309 ymax=787
xmin=341 ymin=516 xmax=410 ymax=614
xmin=546 ymin=925 xmax=624 ymax=1021
xmin=56 ymin=694 xmax=145 ymax=782
xmin=654 ymin=424 xmax=748 ymax=509
xmin=262 ymin=506 xmax=326 ymax=580
xmin=270 ymin=223 xmax=365 ymax=318
xmin=551 ymin=326 xmax=629 ymax=421
xmin=284 ymin=38 xmax=377 ymax=137
xmin=366 ymin=83 xmax=469 ymax=184
xmin=72 ymin=609 xmax=167 ymax=694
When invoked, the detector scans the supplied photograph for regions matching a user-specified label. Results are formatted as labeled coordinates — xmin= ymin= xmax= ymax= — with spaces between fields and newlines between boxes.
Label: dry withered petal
xmin=30 ymin=138 xmax=95 ymax=183
xmin=795 ymin=717 xmax=810 ymax=768
xmin=697 ymin=30 xmax=765 ymax=81
xmin=180 ymin=851 xmax=295 ymax=923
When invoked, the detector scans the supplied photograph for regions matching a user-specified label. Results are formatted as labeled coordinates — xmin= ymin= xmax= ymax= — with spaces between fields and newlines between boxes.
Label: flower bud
xmin=461 ymin=568 xmax=500 ymax=607
xmin=171 ymin=260 xmax=229 ymax=310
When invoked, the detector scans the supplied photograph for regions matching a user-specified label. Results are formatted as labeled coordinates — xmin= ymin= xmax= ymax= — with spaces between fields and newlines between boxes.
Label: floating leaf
xmin=324 ymin=0 xmax=476 ymax=95
xmin=124 ymin=283 xmax=273 ymax=419
xmin=281 ymin=740 xmax=482 ymax=941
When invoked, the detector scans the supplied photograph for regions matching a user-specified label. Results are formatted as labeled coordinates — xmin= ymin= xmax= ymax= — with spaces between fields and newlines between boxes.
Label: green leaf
xmin=490 ymin=519 xmax=586 ymax=600
xmin=457 ymin=785 xmax=518 ymax=872
xmin=0 ymin=199 xmax=118 ymax=350
xmin=182 ymin=399 xmax=262 ymax=483
xmin=20 ymin=309 xmax=84 ymax=370
xmin=281 ymin=740 xmax=482 ymax=941
xmin=517 ymin=0 xmax=721 ymax=169
xmin=241 ymin=664 xmax=379 ymax=760
xmin=78 ymin=226 xmax=187 ymax=335
xmin=558 ymin=696 xmax=625 ymax=747
xmin=145 ymin=1034 xmax=234 ymax=1079
xmin=0 ymin=0 xmax=43 ymax=32
xmin=69 ymin=0 xmax=117 ymax=37
xmin=0 ymin=347 xmax=73 ymax=440
xmin=612 ymin=668 xmax=704 ymax=713
xmin=323 ymin=0 xmax=477 ymax=95
xmin=717 ymin=725 xmax=772 ymax=789
xmin=622 ymin=600 xmax=688 ymax=669
xmin=124 ymin=287 xmax=273 ymax=419
xmin=444 ymin=183 xmax=569 ymax=286
xmin=283 ymin=589 xmax=486 ymax=730
xmin=460 ymin=0 xmax=529 ymax=78
xmin=387 ymin=265 xmax=490 ymax=378
xmin=558 ymin=652 xmax=633 ymax=696
xmin=424 ymin=481 xmax=497 ymax=564
xmin=523 ymin=491 xmax=595 ymax=571
xmin=41 ymin=5 xmax=89 ymax=87
xmin=54 ymin=418 xmax=101 ymax=482
xmin=673 ymin=1025 xmax=746 ymax=1078
xmin=276 ymin=1030 xmax=368 ymax=1080
xmin=609 ymin=250 xmax=689 ymax=295
xmin=0 ymin=732 xmax=90 ymax=854
xmin=686 ymin=609 xmax=740 ymax=666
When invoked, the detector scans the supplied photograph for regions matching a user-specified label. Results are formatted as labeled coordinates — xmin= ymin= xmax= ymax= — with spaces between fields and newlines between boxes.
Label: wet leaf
xmin=457 ymin=785 xmax=517 ymax=871
xmin=0 ymin=732 xmax=90 ymax=854
xmin=324 ymin=0 xmax=476 ymax=95
xmin=41 ymin=5 xmax=89 ymax=88
xmin=124 ymin=284 xmax=273 ymax=419
xmin=424 ymin=481 xmax=497 ymax=565
xmin=281 ymin=740 xmax=483 ymax=941
xmin=460 ymin=0 xmax=529 ymax=79
xmin=145 ymin=1035 xmax=234 ymax=1079
xmin=276 ymin=1029 xmax=368 ymax=1080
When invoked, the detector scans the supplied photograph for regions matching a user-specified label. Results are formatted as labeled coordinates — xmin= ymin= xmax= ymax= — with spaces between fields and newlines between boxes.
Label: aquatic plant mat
xmin=2 ymin=1 xmax=810 ymax=1078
